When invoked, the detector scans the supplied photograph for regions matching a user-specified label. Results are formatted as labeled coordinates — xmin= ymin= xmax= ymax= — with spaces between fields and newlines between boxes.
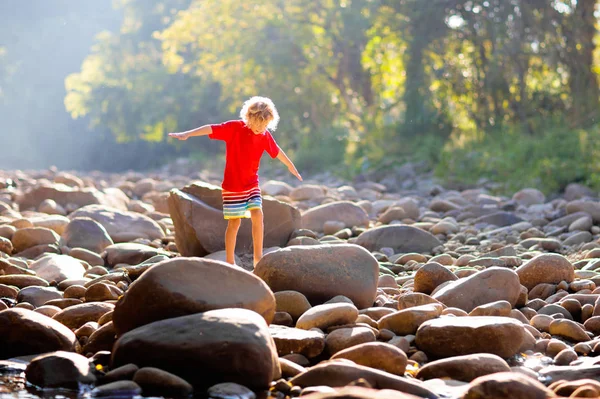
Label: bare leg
xmin=225 ymin=218 xmax=241 ymax=265
xmin=250 ymin=208 xmax=264 ymax=267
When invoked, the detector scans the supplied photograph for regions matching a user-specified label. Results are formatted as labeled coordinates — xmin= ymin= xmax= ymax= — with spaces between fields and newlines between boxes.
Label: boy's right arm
xmin=168 ymin=125 xmax=213 ymax=140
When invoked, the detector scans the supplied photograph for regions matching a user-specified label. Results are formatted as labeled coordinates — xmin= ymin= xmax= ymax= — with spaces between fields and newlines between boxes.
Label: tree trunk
xmin=567 ymin=0 xmax=600 ymax=127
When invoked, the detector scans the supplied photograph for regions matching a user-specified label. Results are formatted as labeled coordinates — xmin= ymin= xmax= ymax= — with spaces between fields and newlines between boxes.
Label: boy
xmin=169 ymin=96 xmax=302 ymax=267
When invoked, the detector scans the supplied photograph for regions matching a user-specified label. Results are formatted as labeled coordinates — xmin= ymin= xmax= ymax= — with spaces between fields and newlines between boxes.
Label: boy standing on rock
xmin=169 ymin=96 xmax=302 ymax=267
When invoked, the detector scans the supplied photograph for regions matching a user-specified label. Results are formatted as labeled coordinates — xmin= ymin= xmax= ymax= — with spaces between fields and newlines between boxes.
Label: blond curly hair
xmin=240 ymin=96 xmax=280 ymax=133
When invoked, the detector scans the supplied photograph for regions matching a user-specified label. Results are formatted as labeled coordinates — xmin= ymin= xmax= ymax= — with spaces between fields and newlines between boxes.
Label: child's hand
xmin=290 ymin=167 xmax=302 ymax=181
xmin=168 ymin=132 xmax=188 ymax=140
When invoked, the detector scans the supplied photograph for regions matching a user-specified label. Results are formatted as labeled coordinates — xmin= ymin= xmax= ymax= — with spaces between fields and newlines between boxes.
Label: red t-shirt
xmin=209 ymin=120 xmax=280 ymax=191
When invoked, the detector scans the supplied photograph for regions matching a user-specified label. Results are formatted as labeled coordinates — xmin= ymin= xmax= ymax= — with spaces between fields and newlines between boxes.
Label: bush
xmin=436 ymin=122 xmax=600 ymax=195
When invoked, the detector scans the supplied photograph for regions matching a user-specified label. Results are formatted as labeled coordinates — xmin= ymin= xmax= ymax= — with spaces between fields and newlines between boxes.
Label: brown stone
xmin=302 ymin=201 xmax=369 ymax=233
xmin=133 ymin=367 xmax=193 ymax=398
xmin=325 ymin=327 xmax=377 ymax=355
xmin=331 ymin=342 xmax=408 ymax=375
xmin=378 ymin=304 xmax=443 ymax=335
xmin=413 ymin=262 xmax=458 ymax=295
xmin=255 ymin=244 xmax=378 ymax=309
xmin=59 ymin=217 xmax=113 ymax=254
xmin=168 ymin=182 xmax=300 ymax=256
xmin=11 ymin=227 xmax=59 ymax=253
xmin=415 ymin=316 xmax=526 ymax=359
xmin=53 ymin=302 xmax=114 ymax=330
xmin=69 ymin=204 xmax=164 ymax=243
xmin=516 ymin=254 xmax=575 ymax=291
xmin=275 ymin=291 xmax=312 ymax=320
xmin=463 ymin=372 xmax=555 ymax=399
xmin=111 ymin=309 xmax=280 ymax=390
xmin=416 ymin=353 xmax=511 ymax=382
xmin=354 ymin=225 xmax=441 ymax=254
xmin=269 ymin=325 xmax=325 ymax=358
xmin=432 ymin=267 xmax=521 ymax=312
xmin=0 ymin=275 xmax=49 ymax=289
xmin=113 ymin=257 xmax=276 ymax=336
xmin=289 ymin=362 xmax=436 ymax=398
xmin=0 ymin=308 xmax=76 ymax=359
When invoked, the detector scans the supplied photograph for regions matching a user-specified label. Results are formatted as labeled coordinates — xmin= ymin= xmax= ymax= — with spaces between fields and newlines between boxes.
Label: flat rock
xmin=29 ymin=254 xmax=86 ymax=283
xmin=415 ymin=316 xmax=526 ymax=359
xmin=474 ymin=212 xmax=523 ymax=227
xmin=17 ymin=184 xmax=129 ymax=212
xmin=269 ymin=325 xmax=325 ymax=358
xmin=378 ymin=304 xmax=444 ymax=335
xmin=331 ymin=342 xmax=408 ymax=376
xmin=53 ymin=302 xmax=114 ymax=330
xmin=103 ymin=243 xmax=170 ymax=267
xmin=566 ymin=200 xmax=600 ymax=223
xmin=463 ymin=372 xmax=555 ymax=399
xmin=69 ymin=204 xmax=164 ymax=243
xmin=301 ymin=201 xmax=369 ymax=233
xmin=296 ymin=303 xmax=358 ymax=330
xmin=416 ymin=353 xmax=511 ymax=382
xmin=432 ymin=267 xmax=521 ymax=312
xmin=11 ymin=227 xmax=60 ymax=253
xmin=289 ymin=362 xmax=437 ymax=398
xmin=354 ymin=225 xmax=442 ymax=254
xmin=17 ymin=286 xmax=62 ymax=307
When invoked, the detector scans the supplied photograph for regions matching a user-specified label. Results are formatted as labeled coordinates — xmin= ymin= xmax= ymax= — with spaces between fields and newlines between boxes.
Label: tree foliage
xmin=32 ymin=0 xmax=600 ymax=190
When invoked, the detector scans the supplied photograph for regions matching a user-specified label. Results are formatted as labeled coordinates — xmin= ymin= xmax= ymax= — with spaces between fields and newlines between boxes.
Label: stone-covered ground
xmin=0 ymin=167 xmax=600 ymax=399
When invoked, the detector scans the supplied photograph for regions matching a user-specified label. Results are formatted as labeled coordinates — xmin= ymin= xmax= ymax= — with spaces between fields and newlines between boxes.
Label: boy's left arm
xmin=276 ymin=149 xmax=302 ymax=181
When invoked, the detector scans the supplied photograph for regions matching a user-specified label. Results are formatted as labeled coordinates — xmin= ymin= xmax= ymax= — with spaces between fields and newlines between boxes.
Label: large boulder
xmin=59 ymin=217 xmax=113 ymax=253
xmin=354 ymin=225 xmax=441 ymax=254
xmin=516 ymin=254 xmax=575 ymax=290
xmin=17 ymin=183 xmax=129 ymax=212
xmin=254 ymin=244 xmax=379 ymax=309
xmin=432 ymin=267 xmax=521 ymax=312
xmin=113 ymin=257 xmax=276 ymax=335
xmin=111 ymin=308 xmax=280 ymax=390
xmin=0 ymin=308 xmax=77 ymax=359
xmin=415 ymin=316 xmax=526 ymax=359
xmin=29 ymin=254 xmax=86 ymax=283
xmin=168 ymin=182 xmax=300 ymax=256
xmin=301 ymin=201 xmax=369 ymax=233
xmin=69 ymin=205 xmax=165 ymax=243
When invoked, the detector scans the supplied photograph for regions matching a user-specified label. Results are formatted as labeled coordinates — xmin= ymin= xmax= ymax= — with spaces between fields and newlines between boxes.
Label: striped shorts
xmin=222 ymin=186 xmax=262 ymax=220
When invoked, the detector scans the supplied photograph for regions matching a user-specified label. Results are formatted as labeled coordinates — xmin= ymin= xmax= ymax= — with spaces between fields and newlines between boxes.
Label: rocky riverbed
xmin=1 ymin=167 xmax=600 ymax=398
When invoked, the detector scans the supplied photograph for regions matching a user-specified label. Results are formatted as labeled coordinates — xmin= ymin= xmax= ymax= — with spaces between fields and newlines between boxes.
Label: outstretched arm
xmin=168 ymin=125 xmax=212 ymax=140
xmin=277 ymin=149 xmax=302 ymax=181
